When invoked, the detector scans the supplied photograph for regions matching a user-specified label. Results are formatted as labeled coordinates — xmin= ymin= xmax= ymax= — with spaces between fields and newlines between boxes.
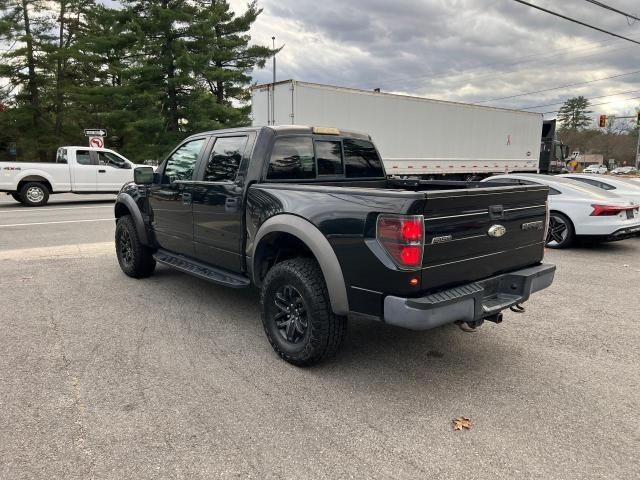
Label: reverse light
xmin=590 ymin=204 xmax=631 ymax=216
xmin=377 ymin=214 xmax=424 ymax=269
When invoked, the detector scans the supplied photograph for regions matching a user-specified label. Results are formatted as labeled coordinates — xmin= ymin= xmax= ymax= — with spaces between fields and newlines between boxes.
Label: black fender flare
xmin=115 ymin=193 xmax=150 ymax=246
xmin=249 ymin=214 xmax=349 ymax=316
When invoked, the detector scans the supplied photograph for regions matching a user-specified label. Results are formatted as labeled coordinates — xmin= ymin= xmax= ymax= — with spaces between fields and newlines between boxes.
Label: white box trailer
xmin=251 ymin=80 xmax=543 ymax=177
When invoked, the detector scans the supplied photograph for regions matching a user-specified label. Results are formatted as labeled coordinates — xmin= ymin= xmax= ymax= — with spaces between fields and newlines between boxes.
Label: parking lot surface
xmin=1 ymin=195 xmax=638 ymax=479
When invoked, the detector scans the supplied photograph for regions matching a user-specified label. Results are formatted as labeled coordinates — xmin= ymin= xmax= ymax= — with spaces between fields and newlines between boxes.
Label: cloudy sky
xmin=230 ymin=0 xmax=640 ymax=120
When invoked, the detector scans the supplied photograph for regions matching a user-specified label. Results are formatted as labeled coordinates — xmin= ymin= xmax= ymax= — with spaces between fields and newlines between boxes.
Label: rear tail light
xmin=590 ymin=204 xmax=630 ymax=216
xmin=377 ymin=214 xmax=424 ymax=269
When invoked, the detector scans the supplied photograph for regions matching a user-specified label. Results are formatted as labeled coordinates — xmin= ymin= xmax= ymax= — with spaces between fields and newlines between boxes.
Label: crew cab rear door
xmin=191 ymin=132 xmax=255 ymax=273
xmin=420 ymin=185 xmax=549 ymax=290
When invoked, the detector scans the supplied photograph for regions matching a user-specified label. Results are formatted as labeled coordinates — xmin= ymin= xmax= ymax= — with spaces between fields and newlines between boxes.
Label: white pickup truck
xmin=0 ymin=146 xmax=138 ymax=206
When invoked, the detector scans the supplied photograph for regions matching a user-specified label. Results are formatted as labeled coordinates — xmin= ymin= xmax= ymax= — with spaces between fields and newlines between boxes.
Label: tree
xmin=0 ymin=0 xmax=54 ymax=159
xmin=557 ymin=96 xmax=593 ymax=131
xmin=0 ymin=0 xmax=273 ymax=162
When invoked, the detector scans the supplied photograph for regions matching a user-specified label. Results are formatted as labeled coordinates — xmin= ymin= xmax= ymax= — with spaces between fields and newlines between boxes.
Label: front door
xmin=192 ymin=134 xmax=252 ymax=272
xmin=96 ymin=151 xmax=134 ymax=192
xmin=148 ymin=137 xmax=208 ymax=257
xmin=70 ymin=149 xmax=98 ymax=191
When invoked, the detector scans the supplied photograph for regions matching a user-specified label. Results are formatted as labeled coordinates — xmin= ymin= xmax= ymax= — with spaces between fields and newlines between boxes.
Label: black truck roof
xmin=185 ymin=125 xmax=371 ymax=142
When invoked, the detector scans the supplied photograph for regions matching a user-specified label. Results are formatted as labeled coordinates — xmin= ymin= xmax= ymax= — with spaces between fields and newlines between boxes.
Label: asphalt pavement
xmin=0 ymin=194 xmax=638 ymax=479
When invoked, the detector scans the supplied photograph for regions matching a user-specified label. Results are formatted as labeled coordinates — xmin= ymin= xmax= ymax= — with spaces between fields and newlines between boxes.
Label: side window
xmin=343 ymin=139 xmax=384 ymax=178
xmin=56 ymin=148 xmax=67 ymax=164
xmin=98 ymin=151 xmax=127 ymax=168
xmin=204 ymin=136 xmax=247 ymax=182
xmin=572 ymin=177 xmax=599 ymax=188
xmin=163 ymin=139 xmax=205 ymax=183
xmin=485 ymin=177 xmax=518 ymax=184
xmin=76 ymin=150 xmax=94 ymax=165
xmin=548 ymin=187 xmax=561 ymax=195
xmin=599 ymin=181 xmax=615 ymax=191
xmin=315 ymin=140 xmax=343 ymax=176
xmin=267 ymin=137 xmax=316 ymax=180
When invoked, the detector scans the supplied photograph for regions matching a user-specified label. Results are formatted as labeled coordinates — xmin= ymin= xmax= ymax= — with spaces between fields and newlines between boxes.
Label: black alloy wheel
xmin=546 ymin=212 xmax=574 ymax=249
xmin=273 ymin=284 xmax=309 ymax=344
xmin=118 ymin=227 xmax=134 ymax=268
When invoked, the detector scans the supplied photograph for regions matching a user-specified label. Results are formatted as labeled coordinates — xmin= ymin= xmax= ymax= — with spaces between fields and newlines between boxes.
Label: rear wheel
xmin=10 ymin=193 xmax=23 ymax=203
xmin=546 ymin=211 xmax=574 ymax=249
xmin=261 ymin=258 xmax=346 ymax=366
xmin=115 ymin=215 xmax=156 ymax=278
xmin=19 ymin=182 xmax=49 ymax=207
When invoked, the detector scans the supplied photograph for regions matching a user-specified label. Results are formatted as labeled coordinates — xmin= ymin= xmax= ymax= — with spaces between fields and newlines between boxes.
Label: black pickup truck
xmin=114 ymin=125 xmax=555 ymax=366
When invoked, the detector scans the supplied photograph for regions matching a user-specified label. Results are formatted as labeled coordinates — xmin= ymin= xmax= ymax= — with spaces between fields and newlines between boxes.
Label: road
xmin=1 ymin=194 xmax=638 ymax=479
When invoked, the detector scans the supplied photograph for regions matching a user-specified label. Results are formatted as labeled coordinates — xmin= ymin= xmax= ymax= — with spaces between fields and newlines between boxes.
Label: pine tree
xmin=557 ymin=96 xmax=593 ymax=131
xmin=0 ymin=0 xmax=55 ymax=159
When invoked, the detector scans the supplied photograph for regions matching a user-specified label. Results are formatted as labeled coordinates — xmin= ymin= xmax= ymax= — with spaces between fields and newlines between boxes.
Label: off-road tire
xmin=115 ymin=215 xmax=156 ymax=278
xmin=261 ymin=258 xmax=346 ymax=366
xmin=19 ymin=182 xmax=49 ymax=207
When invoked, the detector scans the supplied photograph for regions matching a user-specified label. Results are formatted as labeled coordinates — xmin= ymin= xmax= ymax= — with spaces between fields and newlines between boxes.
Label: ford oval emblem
xmin=488 ymin=224 xmax=506 ymax=238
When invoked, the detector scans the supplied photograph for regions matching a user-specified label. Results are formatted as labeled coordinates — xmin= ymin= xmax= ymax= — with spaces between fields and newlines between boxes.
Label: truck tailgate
xmin=420 ymin=186 xmax=548 ymax=290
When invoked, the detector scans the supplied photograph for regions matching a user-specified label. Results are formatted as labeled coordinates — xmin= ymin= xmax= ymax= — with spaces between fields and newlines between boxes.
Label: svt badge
xmin=488 ymin=225 xmax=506 ymax=238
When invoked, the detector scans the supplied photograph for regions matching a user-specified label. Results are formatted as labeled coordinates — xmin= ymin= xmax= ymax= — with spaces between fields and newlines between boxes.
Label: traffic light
xmin=599 ymin=114 xmax=607 ymax=128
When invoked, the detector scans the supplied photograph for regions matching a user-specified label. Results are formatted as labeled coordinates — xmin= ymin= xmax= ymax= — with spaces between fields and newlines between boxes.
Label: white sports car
xmin=558 ymin=173 xmax=640 ymax=205
xmin=483 ymin=174 xmax=640 ymax=248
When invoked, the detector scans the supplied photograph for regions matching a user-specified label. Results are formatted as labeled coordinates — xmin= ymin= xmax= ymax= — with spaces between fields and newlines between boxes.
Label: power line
xmin=582 ymin=0 xmax=640 ymax=23
xmin=521 ymin=88 xmax=640 ymax=110
xmin=475 ymin=69 xmax=640 ymax=103
xmin=512 ymin=0 xmax=640 ymax=46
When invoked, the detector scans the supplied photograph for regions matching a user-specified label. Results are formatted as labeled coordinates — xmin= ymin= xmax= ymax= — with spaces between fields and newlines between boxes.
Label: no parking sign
xmin=89 ymin=136 xmax=104 ymax=148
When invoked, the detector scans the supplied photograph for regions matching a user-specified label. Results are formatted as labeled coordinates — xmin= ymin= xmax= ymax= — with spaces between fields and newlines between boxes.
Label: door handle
xmin=182 ymin=192 xmax=192 ymax=205
xmin=98 ymin=169 xmax=106 ymax=173
xmin=225 ymin=197 xmax=239 ymax=212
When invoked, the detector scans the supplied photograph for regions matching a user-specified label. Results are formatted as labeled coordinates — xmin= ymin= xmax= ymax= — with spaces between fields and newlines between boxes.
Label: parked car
xmin=610 ymin=166 xmax=638 ymax=175
xmin=582 ymin=164 xmax=608 ymax=174
xmin=558 ymin=173 xmax=640 ymax=205
xmin=483 ymin=174 xmax=640 ymax=248
xmin=114 ymin=125 xmax=556 ymax=366
xmin=0 ymin=147 xmax=137 ymax=206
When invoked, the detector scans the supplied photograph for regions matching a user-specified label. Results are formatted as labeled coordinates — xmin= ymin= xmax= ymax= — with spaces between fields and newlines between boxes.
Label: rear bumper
xmin=607 ymin=225 xmax=640 ymax=241
xmin=383 ymin=263 xmax=556 ymax=330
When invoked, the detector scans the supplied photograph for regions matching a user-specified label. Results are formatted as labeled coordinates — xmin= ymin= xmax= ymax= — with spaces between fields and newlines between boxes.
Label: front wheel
xmin=261 ymin=258 xmax=346 ymax=366
xmin=115 ymin=215 xmax=156 ymax=278
xmin=546 ymin=211 xmax=574 ymax=249
xmin=19 ymin=182 xmax=49 ymax=207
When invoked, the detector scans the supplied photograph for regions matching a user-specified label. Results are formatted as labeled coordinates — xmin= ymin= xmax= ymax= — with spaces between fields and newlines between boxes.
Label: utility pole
xmin=636 ymin=121 xmax=640 ymax=170
xmin=271 ymin=36 xmax=276 ymax=126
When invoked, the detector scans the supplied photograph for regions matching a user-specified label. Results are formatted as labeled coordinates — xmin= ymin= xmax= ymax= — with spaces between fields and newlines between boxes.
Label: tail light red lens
xmin=590 ymin=204 xmax=630 ymax=216
xmin=377 ymin=214 xmax=424 ymax=269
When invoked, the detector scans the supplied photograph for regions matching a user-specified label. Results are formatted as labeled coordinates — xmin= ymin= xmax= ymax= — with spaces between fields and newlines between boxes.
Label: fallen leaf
xmin=452 ymin=417 xmax=472 ymax=431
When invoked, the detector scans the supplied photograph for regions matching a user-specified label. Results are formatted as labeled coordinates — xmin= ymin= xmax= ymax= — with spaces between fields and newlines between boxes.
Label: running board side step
xmin=153 ymin=249 xmax=250 ymax=288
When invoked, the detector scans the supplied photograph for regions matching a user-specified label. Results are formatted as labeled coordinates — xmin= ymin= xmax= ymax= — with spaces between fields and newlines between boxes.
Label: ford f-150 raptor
xmin=114 ymin=125 xmax=555 ymax=366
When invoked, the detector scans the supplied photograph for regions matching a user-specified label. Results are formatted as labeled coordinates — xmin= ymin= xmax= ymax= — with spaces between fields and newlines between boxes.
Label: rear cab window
xmin=266 ymin=136 xmax=384 ymax=181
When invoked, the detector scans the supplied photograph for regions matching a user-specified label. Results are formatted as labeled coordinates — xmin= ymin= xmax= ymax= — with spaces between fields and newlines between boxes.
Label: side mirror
xmin=134 ymin=166 xmax=154 ymax=185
